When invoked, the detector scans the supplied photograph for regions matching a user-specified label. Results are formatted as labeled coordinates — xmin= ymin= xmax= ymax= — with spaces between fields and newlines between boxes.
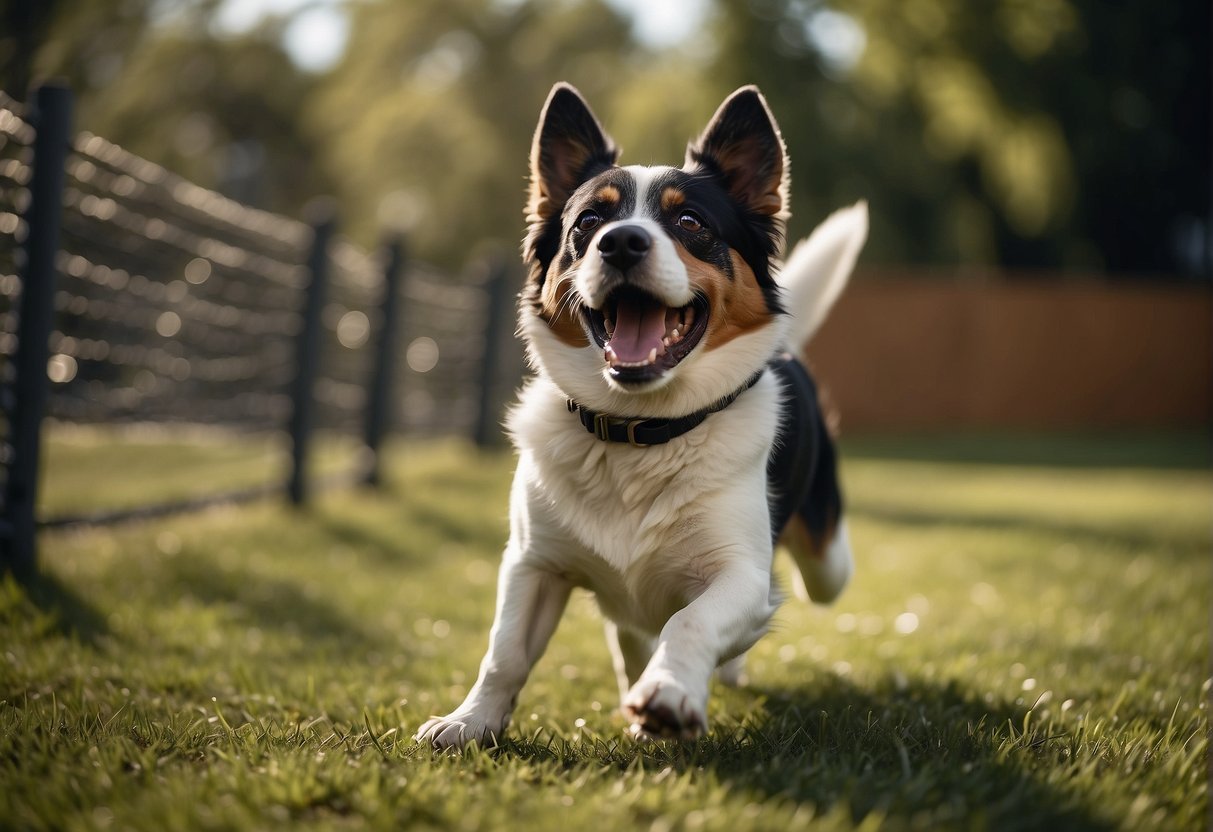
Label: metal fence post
xmin=1 ymin=83 xmax=72 ymax=573
xmin=473 ymin=256 xmax=513 ymax=448
xmin=362 ymin=235 xmax=405 ymax=486
xmin=287 ymin=205 xmax=334 ymax=506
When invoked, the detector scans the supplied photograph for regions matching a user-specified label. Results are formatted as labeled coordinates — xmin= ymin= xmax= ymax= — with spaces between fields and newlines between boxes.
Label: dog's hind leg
xmin=784 ymin=515 xmax=853 ymax=604
xmin=769 ymin=357 xmax=853 ymax=605
xmin=604 ymin=620 xmax=655 ymax=704
xmin=780 ymin=400 xmax=852 ymax=604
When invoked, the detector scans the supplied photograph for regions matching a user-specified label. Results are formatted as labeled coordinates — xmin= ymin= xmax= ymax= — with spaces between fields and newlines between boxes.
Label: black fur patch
xmin=524 ymin=151 xmax=618 ymax=290
xmin=651 ymin=168 xmax=785 ymax=314
xmin=767 ymin=355 xmax=843 ymax=543
xmin=562 ymin=169 xmax=638 ymax=262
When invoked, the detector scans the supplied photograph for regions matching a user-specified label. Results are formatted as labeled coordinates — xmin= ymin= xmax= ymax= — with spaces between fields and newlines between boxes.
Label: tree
xmin=708 ymin=0 xmax=1210 ymax=276
xmin=306 ymin=0 xmax=638 ymax=266
xmin=14 ymin=0 xmax=330 ymax=216
xmin=75 ymin=32 xmax=332 ymax=215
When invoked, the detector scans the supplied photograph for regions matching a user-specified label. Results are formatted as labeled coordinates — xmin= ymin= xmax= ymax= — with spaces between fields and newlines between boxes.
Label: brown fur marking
xmin=678 ymin=248 xmax=773 ymax=351
xmin=597 ymin=185 xmax=621 ymax=205
xmin=780 ymin=511 xmax=838 ymax=562
xmin=538 ymin=266 xmax=589 ymax=347
xmin=660 ymin=187 xmax=685 ymax=212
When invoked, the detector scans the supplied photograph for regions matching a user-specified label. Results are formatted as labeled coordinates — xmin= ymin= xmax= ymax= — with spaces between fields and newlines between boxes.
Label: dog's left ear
xmin=686 ymin=86 xmax=789 ymax=220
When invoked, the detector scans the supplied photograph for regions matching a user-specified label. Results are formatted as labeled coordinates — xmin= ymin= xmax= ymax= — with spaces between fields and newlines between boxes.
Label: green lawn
xmin=38 ymin=424 xmax=366 ymax=518
xmin=1 ymin=434 xmax=1208 ymax=830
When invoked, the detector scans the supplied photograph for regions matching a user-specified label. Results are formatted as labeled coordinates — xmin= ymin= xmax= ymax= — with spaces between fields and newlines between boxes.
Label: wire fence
xmin=0 ymin=85 xmax=521 ymax=569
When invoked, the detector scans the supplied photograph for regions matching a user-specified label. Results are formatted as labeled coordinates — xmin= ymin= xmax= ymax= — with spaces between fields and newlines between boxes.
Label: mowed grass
xmin=39 ymin=424 xmax=366 ymax=518
xmin=1 ymin=433 xmax=1208 ymax=831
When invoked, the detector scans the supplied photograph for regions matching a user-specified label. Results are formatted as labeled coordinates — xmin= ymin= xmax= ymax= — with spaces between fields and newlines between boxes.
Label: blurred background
xmin=0 ymin=0 xmax=1209 ymax=527
xmin=7 ymin=0 xmax=1209 ymax=274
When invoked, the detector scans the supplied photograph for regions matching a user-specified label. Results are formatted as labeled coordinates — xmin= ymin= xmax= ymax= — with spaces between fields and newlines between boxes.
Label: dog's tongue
xmin=608 ymin=294 xmax=667 ymax=363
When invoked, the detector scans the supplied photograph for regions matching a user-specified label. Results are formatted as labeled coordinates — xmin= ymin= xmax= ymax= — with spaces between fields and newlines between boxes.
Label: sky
xmin=213 ymin=0 xmax=714 ymax=73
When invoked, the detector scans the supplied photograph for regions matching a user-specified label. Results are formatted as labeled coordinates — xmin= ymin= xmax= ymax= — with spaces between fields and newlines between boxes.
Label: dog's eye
xmin=575 ymin=210 xmax=601 ymax=234
xmin=678 ymin=211 xmax=706 ymax=233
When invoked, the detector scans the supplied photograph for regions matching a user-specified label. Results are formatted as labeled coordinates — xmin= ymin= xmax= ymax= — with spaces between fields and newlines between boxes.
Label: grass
xmin=38 ymin=423 xmax=367 ymax=518
xmin=2 ymin=432 xmax=1208 ymax=830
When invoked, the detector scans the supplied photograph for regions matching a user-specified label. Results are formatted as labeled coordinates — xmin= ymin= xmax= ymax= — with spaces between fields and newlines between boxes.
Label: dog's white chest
xmin=530 ymin=430 xmax=702 ymax=572
xmin=507 ymin=378 xmax=780 ymax=630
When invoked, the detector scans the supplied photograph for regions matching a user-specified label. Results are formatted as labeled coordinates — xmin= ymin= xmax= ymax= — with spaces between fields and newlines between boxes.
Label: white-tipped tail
xmin=778 ymin=201 xmax=869 ymax=348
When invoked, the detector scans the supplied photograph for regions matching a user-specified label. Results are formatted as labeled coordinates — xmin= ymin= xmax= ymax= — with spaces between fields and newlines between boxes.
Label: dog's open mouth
xmin=582 ymin=287 xmax=710 ymax=383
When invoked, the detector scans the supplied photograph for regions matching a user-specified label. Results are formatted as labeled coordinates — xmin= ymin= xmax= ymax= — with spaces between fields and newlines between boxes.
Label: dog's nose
xmin=597 ymin=225 xmax=651 ymax=272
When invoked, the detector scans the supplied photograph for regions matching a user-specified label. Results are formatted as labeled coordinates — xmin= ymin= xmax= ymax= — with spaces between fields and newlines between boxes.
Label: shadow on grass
xmin=314 ymin=504 xmax=504 ymax=567
xmin=159 ymin=557 xmax=390 ymax=656
xmin=851 ymin=502 xmax=1207 ymax=558
xmin=841 ymin=432 xmax=1209 ymax=471
xmin=314 ymin=509 xmax=431 ymax=567
xmin=502 ymin=676 xmax=1112 ymax=830
xmin=9 ymin=568 xmax=110 ymax=646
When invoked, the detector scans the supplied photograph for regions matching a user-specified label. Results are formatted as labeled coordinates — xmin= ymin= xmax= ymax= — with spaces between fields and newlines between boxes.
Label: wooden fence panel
xmin=807 ymin=273 xmax=1213 ymax=432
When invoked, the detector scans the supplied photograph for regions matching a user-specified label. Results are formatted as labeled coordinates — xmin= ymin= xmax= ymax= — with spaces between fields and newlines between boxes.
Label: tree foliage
xmin=9 ymin=0 xmax=1209 ymax=276
xmin=709 ymin=0 xmax=1209 ymax=275
xmin=306 ymin=0 xmax=635 ymax=261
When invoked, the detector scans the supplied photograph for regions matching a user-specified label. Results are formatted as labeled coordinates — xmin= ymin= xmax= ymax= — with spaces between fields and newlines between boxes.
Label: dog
xmin=416 ymin=83 xmax=868 ymax=748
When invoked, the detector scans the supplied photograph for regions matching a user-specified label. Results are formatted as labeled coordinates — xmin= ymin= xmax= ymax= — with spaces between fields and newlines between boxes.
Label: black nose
xmin=597 ymin=225 xmax=651 ymax=272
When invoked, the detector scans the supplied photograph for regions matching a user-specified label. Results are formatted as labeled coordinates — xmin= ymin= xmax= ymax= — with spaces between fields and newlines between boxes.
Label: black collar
xmin=566 ymin=369 xmax=764 ymax=447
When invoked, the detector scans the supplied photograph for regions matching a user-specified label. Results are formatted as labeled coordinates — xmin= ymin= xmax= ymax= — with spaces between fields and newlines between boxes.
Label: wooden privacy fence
xmin=0 ymin=84 xmax=520 ymax=570
xmin=807 ymin=272 xmax=1212 ymax=432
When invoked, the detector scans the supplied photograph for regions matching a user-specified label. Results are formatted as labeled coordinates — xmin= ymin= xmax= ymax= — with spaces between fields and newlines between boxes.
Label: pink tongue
xmin=607 ymin=295 xmax=668 ymax=363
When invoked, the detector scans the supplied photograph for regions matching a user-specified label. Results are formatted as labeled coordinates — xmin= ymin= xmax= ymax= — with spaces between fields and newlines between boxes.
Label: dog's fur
xmin=416 ymin=84 xmax=868 ymax=748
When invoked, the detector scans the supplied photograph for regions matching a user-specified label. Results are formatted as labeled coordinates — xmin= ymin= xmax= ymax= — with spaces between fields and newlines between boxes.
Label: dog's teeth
xmin=605 ymin=346 xmax=618 ymax=367
xmin=662 ymin=336 xmax=671 ymax=348
xmin=605 ymin=317 xmax=614 ymax=334
xmin=671 ymin=327 xmax=680 ymax=339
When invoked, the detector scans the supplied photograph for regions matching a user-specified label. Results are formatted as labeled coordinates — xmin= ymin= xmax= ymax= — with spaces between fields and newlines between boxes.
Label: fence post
xmin=473 ymin=255 xmax=513 ymax=448
xmin=287 ymin=204 xmax=334 ymax=506
xmin=362 ymin=235 xmax=405 ymax=486
xmin=1 ymin=83 xmax=72 ymax=574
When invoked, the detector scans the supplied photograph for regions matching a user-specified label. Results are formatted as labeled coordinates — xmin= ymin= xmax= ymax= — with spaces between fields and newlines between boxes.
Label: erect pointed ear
xmin=685 ymin=86 xmax=789 ymax=219
xmin=526 ymin=83 xmax=618 ymax=225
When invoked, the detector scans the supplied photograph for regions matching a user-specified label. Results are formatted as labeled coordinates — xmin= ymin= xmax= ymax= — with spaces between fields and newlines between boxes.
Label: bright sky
xmin=213 ymin=0 xmax=713 ymax=73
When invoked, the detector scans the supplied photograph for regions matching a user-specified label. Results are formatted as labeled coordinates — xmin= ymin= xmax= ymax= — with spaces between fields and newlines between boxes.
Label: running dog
xmin=417 ymin=83 xmax=868 ymax=748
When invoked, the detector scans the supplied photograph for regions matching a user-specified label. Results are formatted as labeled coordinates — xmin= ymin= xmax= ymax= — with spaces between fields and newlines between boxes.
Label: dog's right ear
xmin=526 ymin=83 xmax=618 ymax=228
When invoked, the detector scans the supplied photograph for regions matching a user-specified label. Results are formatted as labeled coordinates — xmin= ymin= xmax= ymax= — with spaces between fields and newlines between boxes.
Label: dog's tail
xmin=777 ymin=201 xmax=869 ymax=349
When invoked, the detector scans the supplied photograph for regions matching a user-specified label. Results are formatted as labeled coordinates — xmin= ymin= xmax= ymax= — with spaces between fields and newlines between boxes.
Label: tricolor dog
xmin=417 ymin=83 xmax=868 ymax=748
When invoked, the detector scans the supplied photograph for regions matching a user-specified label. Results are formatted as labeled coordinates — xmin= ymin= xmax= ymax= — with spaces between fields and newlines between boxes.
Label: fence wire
xmin=0 ymin=87 xmax=510 ymax=534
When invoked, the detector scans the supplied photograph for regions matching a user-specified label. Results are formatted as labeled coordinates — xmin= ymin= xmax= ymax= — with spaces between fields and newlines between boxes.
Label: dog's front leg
xmin=623 ymin=561 xmax=774 ymax=739
xmin=415 ymin=557 xmax=570 ymax=750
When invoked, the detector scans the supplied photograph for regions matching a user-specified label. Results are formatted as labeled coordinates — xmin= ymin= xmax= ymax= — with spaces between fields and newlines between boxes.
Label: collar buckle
xmin=593 ymin=413 xmax=612 ymax=441
xmin=591 ymin=412 xmax=649 ymax=447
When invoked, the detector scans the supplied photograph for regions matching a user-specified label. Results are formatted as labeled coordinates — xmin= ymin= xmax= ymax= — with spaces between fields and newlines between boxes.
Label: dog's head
xmin=519 ymin=83 xmax=791 ymax=417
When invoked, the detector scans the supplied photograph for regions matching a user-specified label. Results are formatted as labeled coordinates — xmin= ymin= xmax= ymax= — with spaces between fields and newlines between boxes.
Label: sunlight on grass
xmin=38 ymin=423 xmax=368 ymax=517
xmin=2 ymin=434 xmax=1208 ymax=830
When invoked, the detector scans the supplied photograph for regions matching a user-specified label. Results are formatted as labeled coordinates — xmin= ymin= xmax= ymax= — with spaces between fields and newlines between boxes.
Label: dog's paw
xmin=414 ymin=708 xmax=508 ymax=751
xmin=622 ymin=675 xmax=707 ymax=740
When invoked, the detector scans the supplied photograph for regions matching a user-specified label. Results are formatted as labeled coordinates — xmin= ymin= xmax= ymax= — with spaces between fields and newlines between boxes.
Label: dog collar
xmin=566 ymin=369 xmax=765 ymax=447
